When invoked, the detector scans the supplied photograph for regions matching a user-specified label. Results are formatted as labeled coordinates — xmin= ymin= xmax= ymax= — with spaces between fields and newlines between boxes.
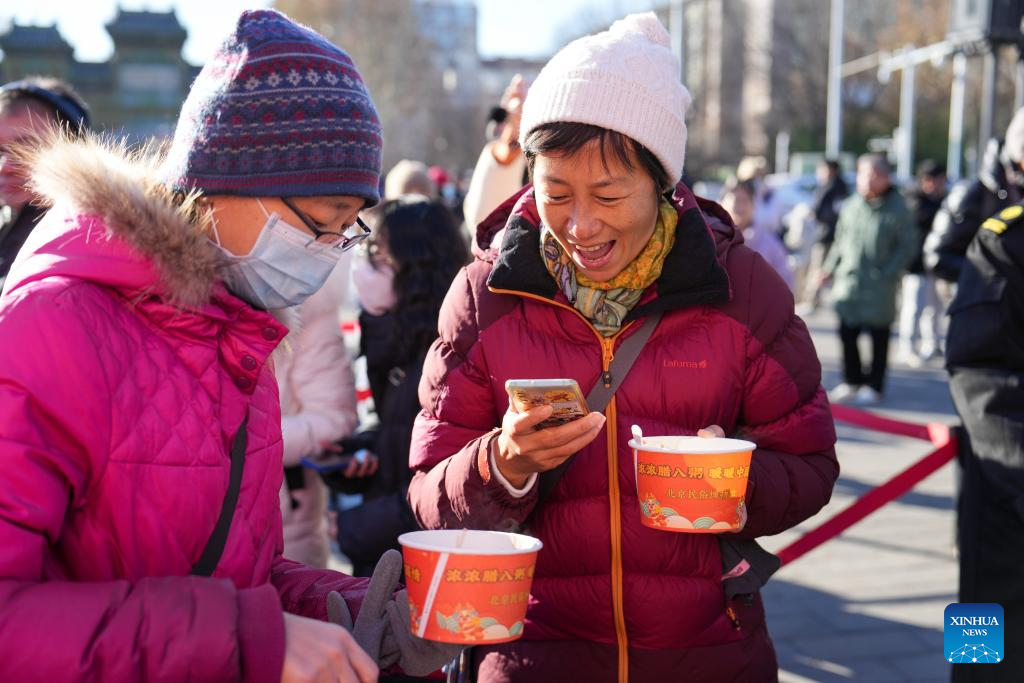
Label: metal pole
xmin=776 ymin=130 xmax=791 ymax=174
xmin=897 ymin=52 xmax=916 ymax=179
xmin=948 ymin=52 xmax=967 ymax=181
xmin=670 ymin=0 xmax=685 ymax=81
xmin=826 ymin=0 xmax=844 ymax=159
xmin=979 ymin=45 xmax=999 ymax=153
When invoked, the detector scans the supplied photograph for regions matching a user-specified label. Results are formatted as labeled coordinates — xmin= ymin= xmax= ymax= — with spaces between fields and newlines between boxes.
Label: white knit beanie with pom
xmin=519 ymin=12 xmax=692 ymax=184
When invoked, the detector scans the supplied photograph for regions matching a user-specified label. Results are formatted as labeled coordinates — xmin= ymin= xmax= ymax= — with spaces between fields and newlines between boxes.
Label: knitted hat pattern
xmin=520 ymin=12 xmax=692 ymax=184
xmin=160 ymin=9 xmax=382 ymax=204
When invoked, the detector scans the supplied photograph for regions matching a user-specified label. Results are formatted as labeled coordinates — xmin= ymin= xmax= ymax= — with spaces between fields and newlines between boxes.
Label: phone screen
xmin=506 ymin=379 xmax=588 ymax=430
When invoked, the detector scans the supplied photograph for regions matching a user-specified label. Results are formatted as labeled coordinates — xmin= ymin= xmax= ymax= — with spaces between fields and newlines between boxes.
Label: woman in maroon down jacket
xmin=407 ymin=13 xmax=839 ymax=683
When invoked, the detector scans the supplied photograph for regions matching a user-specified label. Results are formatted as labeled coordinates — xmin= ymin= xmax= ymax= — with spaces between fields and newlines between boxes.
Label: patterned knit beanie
xmin=160 ymin=9 xmax=382 ymax=205
xmin=520 ymin=12 xmax=691 ymax=183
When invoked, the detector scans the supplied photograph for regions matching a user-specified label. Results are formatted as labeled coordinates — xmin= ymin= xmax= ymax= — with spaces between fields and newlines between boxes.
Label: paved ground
xmin=761 ymin=307 xmax=960 ymax=683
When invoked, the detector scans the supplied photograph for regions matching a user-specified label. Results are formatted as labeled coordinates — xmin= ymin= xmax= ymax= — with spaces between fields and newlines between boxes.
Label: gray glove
xmin=326 ymin=549 xmax=404 ymax=668
xmin=384 ymin=589 xmax=466 ymax=676
xmin=328 ymin=593 xmax=402 ymax=669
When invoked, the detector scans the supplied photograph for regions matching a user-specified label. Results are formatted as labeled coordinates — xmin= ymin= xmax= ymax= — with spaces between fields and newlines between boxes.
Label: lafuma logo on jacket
xmin=944 ymin=603 xmax=1004 ymax=664
xmin=663 ymin=359 xmax=707 ymax=369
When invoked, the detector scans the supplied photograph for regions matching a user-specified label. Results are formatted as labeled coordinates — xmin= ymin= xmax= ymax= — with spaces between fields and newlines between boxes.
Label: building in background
xmin=648 ymin=0 xmax=978 ymax=179
xmin=416 ymin=0 xmax=478 ymax=108
xmin=0 ymin=2 xmax=546 ymax=174
xmin=411 ymin=0 xmax=483 ymax=163
xmin=652 ymin=0 xmax=833 ymax=177
xmin=478 ymin=56 xmax=546 ymax=109
xmin=414 ymin=1 xmax=547 ymax=168
xmin=0 ymin=10 xmax=199 ymax=141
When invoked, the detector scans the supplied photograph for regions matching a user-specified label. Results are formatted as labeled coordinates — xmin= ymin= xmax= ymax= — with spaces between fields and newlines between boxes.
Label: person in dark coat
xmin=813 ymin=158 xmax=849 ymax=249
xmin=896 ymin=160 xmax=947 ymax=366
xmin=339 ymin=197 xmax=470 ymax=576
xmin=926 ymin=107 xmax=1024 ymax=283
xmin=797 ymin=158 xmax=848 ymax=313
xmin=0 ymin=77 xmax=90 ymax=288
xmin=946 ymin=200 xmax=1024 ymax=683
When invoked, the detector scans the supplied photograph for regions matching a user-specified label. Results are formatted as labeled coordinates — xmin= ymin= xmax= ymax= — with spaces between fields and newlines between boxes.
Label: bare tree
xmin=849 ymin=0 xmax=953 ymax=165
xmin=763 ymin=0 xmax=831 ymax=161
xmin=275 ymin=0 xmax=479 ymax=174
xmin=765 ymin=0 xmax=962 ymax=169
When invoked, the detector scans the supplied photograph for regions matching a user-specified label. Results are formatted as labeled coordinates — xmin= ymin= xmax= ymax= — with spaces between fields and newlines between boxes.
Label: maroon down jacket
xmin=408 ymin=183 xmax=839 ymax=682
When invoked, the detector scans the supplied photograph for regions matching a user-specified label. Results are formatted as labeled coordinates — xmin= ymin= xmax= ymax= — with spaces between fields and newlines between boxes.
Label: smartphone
xmin=505 ymin=378 xmax=589 ymax=430
xmin=300 ymin=454 xmax=355 ymax=473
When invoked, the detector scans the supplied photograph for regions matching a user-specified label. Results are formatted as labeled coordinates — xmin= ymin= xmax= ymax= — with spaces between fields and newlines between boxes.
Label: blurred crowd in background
xmin=2 ymin=2 xmax=1023 ymax=682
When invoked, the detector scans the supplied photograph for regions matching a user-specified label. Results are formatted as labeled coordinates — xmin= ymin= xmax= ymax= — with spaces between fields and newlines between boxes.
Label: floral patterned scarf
xmin=540 ymin=198 xmax=677 ymax=336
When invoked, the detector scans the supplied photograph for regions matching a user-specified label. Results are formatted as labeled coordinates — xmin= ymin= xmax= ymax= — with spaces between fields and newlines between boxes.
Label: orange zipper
xmin=489 ymin=285 xmax=633 ymax=682
xmin=603 ymin=354 xmax=630 ymax=683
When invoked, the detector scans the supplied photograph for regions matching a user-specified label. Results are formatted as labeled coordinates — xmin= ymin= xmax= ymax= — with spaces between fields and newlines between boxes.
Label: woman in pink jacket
xmin=0 ymin=10 xmax=449 ymax=683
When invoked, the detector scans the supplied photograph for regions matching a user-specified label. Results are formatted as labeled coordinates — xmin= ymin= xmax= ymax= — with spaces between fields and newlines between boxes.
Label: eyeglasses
xmin=281 ymin=197 xmax=371 ymax=252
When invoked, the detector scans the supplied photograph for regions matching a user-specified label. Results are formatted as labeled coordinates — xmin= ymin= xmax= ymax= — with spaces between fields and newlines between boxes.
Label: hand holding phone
xmin=505 ymin=379 xmax=589 ymax=430
xmin=302 ymin=448 xmax=378 ymax=478
xmin=301 ymin=453 xmax=354 ymax=473
xmin=495 ymin=378 xmax=606 ymax=488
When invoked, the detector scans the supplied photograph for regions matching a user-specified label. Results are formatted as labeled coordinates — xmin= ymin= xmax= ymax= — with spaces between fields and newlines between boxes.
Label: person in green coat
xmin=822 ymin=153 xmax=918 ymax=405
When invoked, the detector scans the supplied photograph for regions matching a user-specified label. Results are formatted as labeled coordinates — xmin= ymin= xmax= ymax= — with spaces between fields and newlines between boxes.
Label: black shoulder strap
xmin=535 ymin=313 xmax=662 ymax=506
xmin=191 ymin=415 xmax=248 ymax=576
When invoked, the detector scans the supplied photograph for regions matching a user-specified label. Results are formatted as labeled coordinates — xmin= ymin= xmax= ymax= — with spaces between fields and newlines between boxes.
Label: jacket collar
xmin=484 ymin=182 xmax=733 ymax=319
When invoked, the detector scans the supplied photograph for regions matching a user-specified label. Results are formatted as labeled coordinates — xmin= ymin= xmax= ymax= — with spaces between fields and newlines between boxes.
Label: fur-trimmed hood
xmin=6 ymin=131 xmax=219 ymax=308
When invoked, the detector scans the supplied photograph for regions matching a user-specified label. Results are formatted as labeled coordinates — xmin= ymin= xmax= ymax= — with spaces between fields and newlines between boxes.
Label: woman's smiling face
xmin=533 ymin=137 xmax=660 ymax=283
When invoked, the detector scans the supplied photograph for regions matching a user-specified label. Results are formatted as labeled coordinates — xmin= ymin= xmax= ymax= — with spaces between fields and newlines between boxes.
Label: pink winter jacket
xmin=0 ymin=137 xmax=370 ymax=682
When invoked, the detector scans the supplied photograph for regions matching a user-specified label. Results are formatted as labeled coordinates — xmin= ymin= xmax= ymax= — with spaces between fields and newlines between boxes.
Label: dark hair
xmin=365 ymin=198 xmax=470 ymax=361
xmin=523 ymin=122 xmax=671 ymax=192
xmin=916 ymin=159 xmax=946 ymax=179
xmin=487 ymin=106 xmax=508 ymax=125
xmin=0 ymin=76 xmax=90 ymax=131
xmin=858 ymin=153 xmax=891 ymax=174
xmin=819 ymin=159 xmax=841 ymax=175
xmin=721 ymin=177 xmax=756 ymax=202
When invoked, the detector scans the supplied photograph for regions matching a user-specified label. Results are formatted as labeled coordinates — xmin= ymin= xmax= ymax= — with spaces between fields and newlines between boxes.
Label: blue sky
xmin=1 ymin=0 xmax=658 ymax=66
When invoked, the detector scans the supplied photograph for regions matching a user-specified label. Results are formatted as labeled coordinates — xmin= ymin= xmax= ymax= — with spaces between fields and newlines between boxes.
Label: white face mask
xmin=210 ymin=199 xmax=344 ymax=309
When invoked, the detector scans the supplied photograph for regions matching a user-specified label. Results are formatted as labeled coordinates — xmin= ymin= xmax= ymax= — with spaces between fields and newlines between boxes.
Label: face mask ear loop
xmin=204 ymin=203 xmax=224 ymax=248
xmin=256 ymin=198 xmax=272 ymax=219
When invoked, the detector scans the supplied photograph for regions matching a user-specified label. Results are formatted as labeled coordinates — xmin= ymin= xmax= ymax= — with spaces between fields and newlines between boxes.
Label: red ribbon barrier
xmin=776 ymin=405 xmax=958 ymax=566
xmin=341 ymin=320 xmax=372 ymax=403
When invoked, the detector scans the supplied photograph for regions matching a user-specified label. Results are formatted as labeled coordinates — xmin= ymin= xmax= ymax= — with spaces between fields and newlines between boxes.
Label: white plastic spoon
xmin=631 ymin=424 xmax=645 ymax=446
